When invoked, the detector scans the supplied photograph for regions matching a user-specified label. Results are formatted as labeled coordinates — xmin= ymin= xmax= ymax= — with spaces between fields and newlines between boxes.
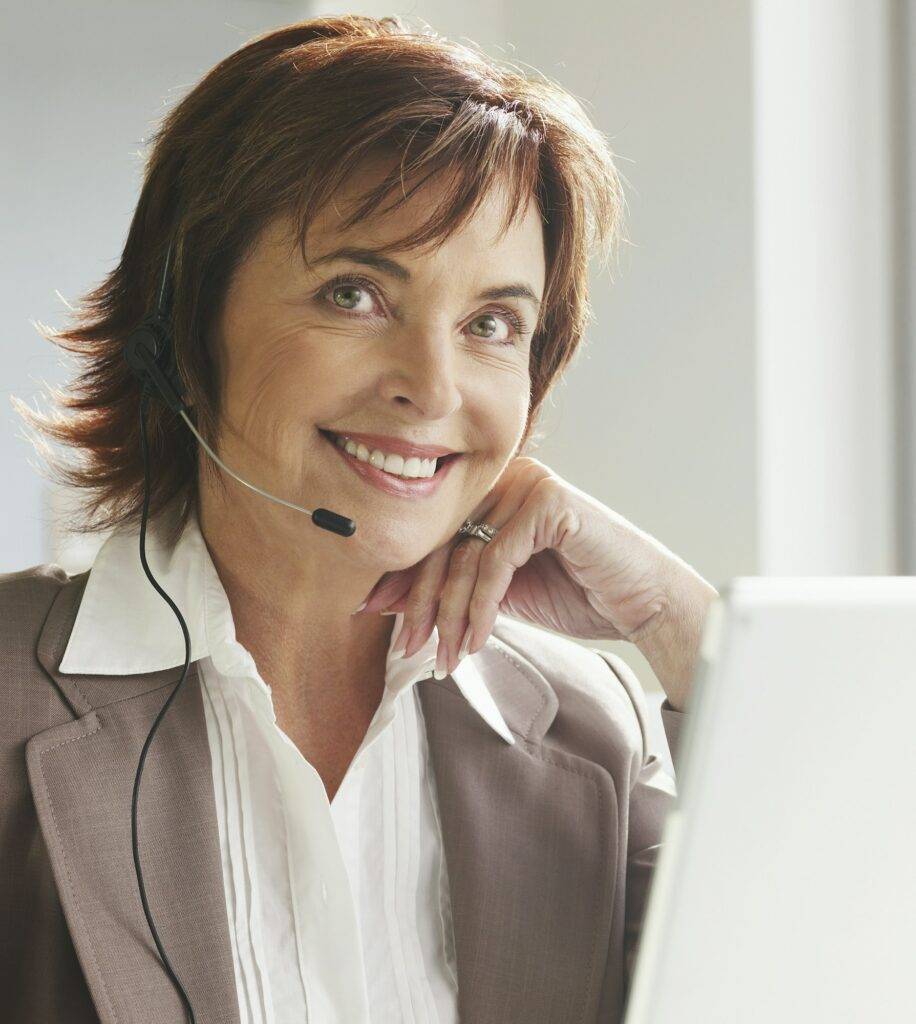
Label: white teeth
xmin=333 ymin=434 xmax=439 ymax=479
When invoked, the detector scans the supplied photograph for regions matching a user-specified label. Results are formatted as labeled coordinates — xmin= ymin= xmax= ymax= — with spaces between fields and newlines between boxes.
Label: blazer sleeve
xmin=594 ymin=652 xmax=684 ymax=991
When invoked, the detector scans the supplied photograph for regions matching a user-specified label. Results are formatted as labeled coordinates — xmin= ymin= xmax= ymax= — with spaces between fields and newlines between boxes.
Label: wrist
xmin=629 ymin=572 xmax=718 ymax=710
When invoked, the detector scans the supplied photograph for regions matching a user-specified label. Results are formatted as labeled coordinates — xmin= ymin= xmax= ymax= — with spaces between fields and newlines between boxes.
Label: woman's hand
xmin=355 ymin=456 xmax=718 ymax=707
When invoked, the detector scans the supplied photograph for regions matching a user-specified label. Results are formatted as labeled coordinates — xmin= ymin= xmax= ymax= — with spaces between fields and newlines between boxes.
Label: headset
xmin=123 ymin=239 xmax=356 ymax=1022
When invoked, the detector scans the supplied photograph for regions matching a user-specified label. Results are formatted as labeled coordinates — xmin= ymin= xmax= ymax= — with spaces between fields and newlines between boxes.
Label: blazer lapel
xmin=418 ymin=635 xmax=620 ymax=1024
xmin=25 ymin=575 xmax=240 ymax=1024
xmin=25 ymin=574 xmax=618 ymax=1023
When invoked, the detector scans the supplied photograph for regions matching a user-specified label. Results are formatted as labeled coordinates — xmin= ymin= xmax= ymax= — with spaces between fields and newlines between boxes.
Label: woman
xmin=2 ymin=14 xmax=717 ymax=1024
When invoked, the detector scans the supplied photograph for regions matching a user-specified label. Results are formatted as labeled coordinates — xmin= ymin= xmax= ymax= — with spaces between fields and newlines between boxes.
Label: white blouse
xmin=59 ymin=507 xmax=516 ymax=1023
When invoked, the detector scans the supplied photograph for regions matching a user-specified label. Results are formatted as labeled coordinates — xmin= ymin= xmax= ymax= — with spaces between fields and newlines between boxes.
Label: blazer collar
xmin=58 ymin=506 xmax=514 ymax=744
xmin=29 ymin=572 xmax=618 ymax=1023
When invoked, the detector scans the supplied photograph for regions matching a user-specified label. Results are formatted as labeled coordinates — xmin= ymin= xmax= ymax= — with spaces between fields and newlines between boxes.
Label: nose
xmin=379 ymin=325 xmax=463 ymax=419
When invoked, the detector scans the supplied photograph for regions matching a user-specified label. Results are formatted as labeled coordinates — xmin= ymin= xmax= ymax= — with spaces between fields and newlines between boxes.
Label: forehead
xmin=263 ymin=155 xmax=545 ymax=280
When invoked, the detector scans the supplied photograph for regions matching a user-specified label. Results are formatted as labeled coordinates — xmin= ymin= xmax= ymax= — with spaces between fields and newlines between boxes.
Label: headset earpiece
xmin=125 ymin=314 xmax=187 ymax=414
xmin=124 ymin=240 xmax=187 ymax=415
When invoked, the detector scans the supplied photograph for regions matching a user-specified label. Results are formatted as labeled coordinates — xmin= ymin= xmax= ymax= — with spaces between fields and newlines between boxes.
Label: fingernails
xmin=351 ymin=599 xmax=368 ymax=615
xmin=433 ymin=639 xmax=450 ymax=679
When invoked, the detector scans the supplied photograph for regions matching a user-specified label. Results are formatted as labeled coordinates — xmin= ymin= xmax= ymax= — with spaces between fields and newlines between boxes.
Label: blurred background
xmin=1 ymin=1 xmax=913 ymax=714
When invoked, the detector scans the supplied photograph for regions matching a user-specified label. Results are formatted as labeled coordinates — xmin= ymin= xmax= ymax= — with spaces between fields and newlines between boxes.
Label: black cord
xmin=131 ymin=389 xmax=197 ymax=1024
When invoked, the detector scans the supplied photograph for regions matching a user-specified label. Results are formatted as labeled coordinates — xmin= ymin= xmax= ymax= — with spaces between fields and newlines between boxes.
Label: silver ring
xmin=457 ymin=518 xmax=499 ymax=543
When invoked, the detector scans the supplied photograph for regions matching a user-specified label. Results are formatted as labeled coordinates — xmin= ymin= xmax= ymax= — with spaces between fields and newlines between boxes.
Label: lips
xmin=319 ymin=428 xmax=462 ymax=497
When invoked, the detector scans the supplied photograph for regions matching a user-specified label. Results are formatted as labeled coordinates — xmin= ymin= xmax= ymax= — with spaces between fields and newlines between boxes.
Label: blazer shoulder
xmin=0 ymin=560 xmax=72 ymax=587
xmin=0 ymin=561 xmax=72 ymax=606
xmin=0 ymin=562 xmax=75 ymax=632
xmin=491 ymin=615 xmax=647 ymax=772
xmin=0 ymin=563 xmax=89 ymax=759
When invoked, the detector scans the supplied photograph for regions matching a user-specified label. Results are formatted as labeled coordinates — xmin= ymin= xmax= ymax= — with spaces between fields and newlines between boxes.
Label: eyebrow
xmin=309 ymin=245 xmax=542 ymax=310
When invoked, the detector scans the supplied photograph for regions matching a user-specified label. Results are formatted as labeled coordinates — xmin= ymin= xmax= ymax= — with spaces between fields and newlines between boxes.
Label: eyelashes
xmin=317 ymin=272 xmax=530 ymax=345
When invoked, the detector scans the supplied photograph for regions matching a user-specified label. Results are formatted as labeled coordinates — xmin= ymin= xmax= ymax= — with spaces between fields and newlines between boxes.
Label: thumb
xmin=352 ymin=569 xmax=415 ymax=615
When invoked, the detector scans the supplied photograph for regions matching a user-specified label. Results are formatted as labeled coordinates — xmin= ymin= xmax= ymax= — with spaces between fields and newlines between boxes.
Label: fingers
xmin=433 ymin=464 xmax=547 ymax=675
xmin=433 ymin=538 xmax=485 ymax=677
xmin=354 ymin=570 xmax=412 ymax=616
xmin=375 ymin=457 xmax=555 ymax=677
xmin=390 ymin=543 xmax=453 ymax=659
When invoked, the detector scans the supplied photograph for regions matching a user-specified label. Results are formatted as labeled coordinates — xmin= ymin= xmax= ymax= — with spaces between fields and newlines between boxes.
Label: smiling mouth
xmin=318 ymin=429 xmax=461 ymax=477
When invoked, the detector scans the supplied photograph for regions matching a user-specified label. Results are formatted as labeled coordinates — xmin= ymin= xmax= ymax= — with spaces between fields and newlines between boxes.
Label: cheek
xmin=250 ymin=350 xmax=341 ymax=416
xmin=481 ymin=376 xmax=530 ymax=447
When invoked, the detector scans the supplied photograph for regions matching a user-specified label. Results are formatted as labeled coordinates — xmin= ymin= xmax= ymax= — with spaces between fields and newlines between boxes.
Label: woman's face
xmin=211 ymin=162 xmax=546 ymax=571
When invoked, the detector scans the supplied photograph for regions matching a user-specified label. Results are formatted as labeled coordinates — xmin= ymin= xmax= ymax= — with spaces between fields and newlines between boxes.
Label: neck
xmin=195 ymin=481 xmax=395 ymax=721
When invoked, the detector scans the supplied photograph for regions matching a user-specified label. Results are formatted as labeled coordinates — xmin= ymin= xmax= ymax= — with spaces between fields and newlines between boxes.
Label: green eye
xmin=469 ymin=314 xmax=499 ymax=338
xmin=331 ymin=284 xmax=364 ymax=309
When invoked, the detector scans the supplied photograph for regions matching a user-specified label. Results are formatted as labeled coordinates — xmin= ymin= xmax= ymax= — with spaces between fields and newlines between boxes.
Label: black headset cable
xmin=131 ymin=388 xmax=197 ymax=1024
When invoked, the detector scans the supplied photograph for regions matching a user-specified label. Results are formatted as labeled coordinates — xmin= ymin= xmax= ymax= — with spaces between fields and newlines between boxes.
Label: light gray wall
xmin=898 ymin=0 xmax=916 ymax=571
xmin=503 ymin=0 xmax=759 ymax=690
xmin=0 ymin=0 xmax=311 ymax=571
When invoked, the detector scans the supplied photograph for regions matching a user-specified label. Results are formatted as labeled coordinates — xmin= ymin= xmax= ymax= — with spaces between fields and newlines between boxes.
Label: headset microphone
xmin=123 ymin=238 xmax=356 ymax=1023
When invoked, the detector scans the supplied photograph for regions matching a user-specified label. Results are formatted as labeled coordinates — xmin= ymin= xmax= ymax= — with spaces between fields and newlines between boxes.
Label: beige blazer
xmin=0 ymin=564 xmax=683 ymax=1024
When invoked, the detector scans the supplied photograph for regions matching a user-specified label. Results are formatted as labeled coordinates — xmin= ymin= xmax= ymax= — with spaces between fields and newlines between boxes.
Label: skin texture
xmin=197 ymin=158 xmax=545 ymax=795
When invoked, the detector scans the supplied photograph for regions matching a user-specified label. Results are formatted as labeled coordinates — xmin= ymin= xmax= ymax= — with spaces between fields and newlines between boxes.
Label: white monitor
xmin=625 ymin=576 xmax=916 ymax=1024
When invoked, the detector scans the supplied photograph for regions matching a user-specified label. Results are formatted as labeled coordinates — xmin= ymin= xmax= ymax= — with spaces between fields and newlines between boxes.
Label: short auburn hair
xmin=18 ymin=14 xmax=627 ymax=544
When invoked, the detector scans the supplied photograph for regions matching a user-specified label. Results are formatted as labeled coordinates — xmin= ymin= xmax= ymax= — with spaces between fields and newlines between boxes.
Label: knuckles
xmin=450 ymin=542 xmax=482 ymax=569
